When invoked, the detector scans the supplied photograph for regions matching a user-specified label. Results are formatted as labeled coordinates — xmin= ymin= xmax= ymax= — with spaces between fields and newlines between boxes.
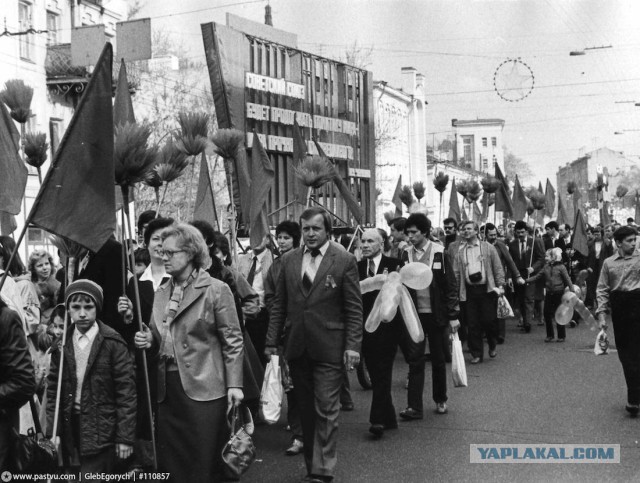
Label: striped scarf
xmin=160 ymin=269 xmax=198 ymax=361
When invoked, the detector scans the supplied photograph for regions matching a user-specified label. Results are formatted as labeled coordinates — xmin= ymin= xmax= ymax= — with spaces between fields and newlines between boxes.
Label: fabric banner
xmin=557 ymin=193 xmax=569 ymax=226
xmin=249 ymin=131 xmax=274 ymax=247
xmin=0 ymin=100 xmax=28 ymax=216
xmin=572 ymin=209 xmax=589 ymax=258
xmin=511 ymin=176 xmax=528 ymax=221
xmin=545 ymin=178 xmax=556 ymax=218
xmin=392 ymin=176 xmax=403 ymax=217
xmin=448 ymin=177 xmax=461 ymax=222
xmin=30 ymin=43 xmax=115 ymax=253
xmin=113 ymin=59 xmax=136 ymax=210
xmin=494 ymin=163 xmax=513 ymax=217
xmin=193 ymin=153 xmax=218 ymax=228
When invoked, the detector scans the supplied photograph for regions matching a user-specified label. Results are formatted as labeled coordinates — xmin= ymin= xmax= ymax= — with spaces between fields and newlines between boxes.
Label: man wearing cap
xmin=46 ymin=279 xmax=136 ymax=476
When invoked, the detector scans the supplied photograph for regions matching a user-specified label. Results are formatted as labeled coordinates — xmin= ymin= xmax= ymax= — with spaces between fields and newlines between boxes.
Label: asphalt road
xmin=246 ymin=319 xmax=640 ymax=483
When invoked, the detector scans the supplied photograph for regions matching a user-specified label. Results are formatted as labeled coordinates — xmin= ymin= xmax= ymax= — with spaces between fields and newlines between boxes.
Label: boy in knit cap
xmin=46 ymin=279 xmax=136 ymax=479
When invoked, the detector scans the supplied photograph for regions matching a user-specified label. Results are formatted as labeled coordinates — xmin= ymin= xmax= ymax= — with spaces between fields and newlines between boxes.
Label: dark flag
xmin=0 ymin=212 xmax=17 ymax=235
xmin=636 ymin=191 xmax=640 ymax=225
xmin=494 ymin=163 xmax=513 ymax=217
xmin=557 ymin=193 xmax=569 ymax=226
xmin=480 ymin=191 xmax=489 ymax=222
xmin=313 ymin=139 xmax=363 ymax=223
xmin=545 ymin=178 xmax=556 ymax=218
xmin=193 ymin=153 xmax=218 ymax=228
xmin=113 ymin=59 xmax=136 ymax=210
xmin=511 ymin=175 xmax=528 ymax=221
xmin=30 ymin=43 xmax=115 ymax=253
xmin=392 ymin=176 xmax=403 ymax=216
xmin=571 ymin=209 xmax=589 ymax=258
xmin=535 ymin=181 xmax=545 ymax=226
xmin=448 ymin=177 xmax=461 ymax=222
xmin=0 ymin=99 xmax=28 ymax=223
xmin=248 ymin=131 xmax=274 ymax=248
xmin=292 ymin=117 xmax=310 ymax=202
xmin=601 ymin=200 xmax=611 ymax=227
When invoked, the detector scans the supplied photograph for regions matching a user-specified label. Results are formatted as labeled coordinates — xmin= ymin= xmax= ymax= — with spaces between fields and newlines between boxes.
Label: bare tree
xmin=342 ymin=40 xmax=374 ymax=69
xmin=126 ymin=0 xmax=146 ymax=20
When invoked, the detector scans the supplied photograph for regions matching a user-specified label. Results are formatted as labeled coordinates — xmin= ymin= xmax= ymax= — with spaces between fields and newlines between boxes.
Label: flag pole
xmin=50 ymin=310 xmax=70 ymax=464
xmin=122 ymin=191 xmax=158 ymax=471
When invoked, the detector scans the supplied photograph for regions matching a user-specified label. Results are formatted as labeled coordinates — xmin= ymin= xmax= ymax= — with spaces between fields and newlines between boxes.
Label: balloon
xmin=399 ymin=262 xmax=433 ymax=290
xmin=555 ymin=304 xmax=573 ymax=326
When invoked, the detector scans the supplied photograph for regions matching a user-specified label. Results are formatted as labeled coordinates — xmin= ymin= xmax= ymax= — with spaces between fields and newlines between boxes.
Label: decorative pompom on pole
xmin=294 ymin=155 xmax=334 ymax=206
xmin=412 ymin=181 xmax=425 ymax=204
xmin=211 ymin=128 xmax=250 ymax=220
xmin=399 ymin=185 xmax=415 ymax=210
xmin=0 ymin=79 xmax=34 ymax=124
xmin=481 ymin=175 xmax=500 ymax=194
xmin=465 ymin=180 xmax=482 ymax=220
xmin=49 ymin=235 xmax=85 ymax=286
xmin=145 ymin=140 xmax=189 ymax=216
xmin=616 ymin=184 xmax=628 ymax=208
xmin=175 ymin=112 xmax=210 ymax=216
xmin=384 ymin=210 xmax=396 ymax=226
xmin=23 ymin=132 xmax=48 ymax=184
xmin=433 ymin=171 xmax=449 ymax=225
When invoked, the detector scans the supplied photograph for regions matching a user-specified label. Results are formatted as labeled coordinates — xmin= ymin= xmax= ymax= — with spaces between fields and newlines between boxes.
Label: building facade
xmin=452 ymin=118 xmax=505 ymax=173
xmin=373 ymin=67 xmax=427 ymax=227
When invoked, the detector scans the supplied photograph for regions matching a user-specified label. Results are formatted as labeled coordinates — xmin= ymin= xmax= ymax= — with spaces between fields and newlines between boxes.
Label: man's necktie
xmin=368 ymin=259 xmax=376 ymax=278
xmin=303 ymin=249 xmax=321 ymax=290
xmin=247 ymin=256 xmax=258 ymax=286
xmin=521 ymin=242 xmax=526 ymax=258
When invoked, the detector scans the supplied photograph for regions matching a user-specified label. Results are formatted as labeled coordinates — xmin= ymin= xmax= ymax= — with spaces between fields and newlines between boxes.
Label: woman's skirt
xmin=158 ymin=372 xmax=228 ymax=482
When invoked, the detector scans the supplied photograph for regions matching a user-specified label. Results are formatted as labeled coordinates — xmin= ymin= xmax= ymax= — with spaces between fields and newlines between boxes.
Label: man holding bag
xmin=265 ymin=207 xmax=362 ymax=483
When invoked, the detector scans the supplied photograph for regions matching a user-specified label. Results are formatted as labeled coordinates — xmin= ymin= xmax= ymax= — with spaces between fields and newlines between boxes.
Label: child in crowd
xmin=133 ymin=248 xmax=150 ymax=276
xmin=46 ymin=280 xmax=136 ymax=476
xmin=526 ymin=248 xmax=574 ymax=343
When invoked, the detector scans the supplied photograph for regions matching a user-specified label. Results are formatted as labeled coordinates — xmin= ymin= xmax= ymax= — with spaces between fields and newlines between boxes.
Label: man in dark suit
xmin=358 ymin=228 xmax=402 ymax=438
xmin=265 ymin=207 xmax=362 ymax=483
xmin=508 ymin=220 xmax=545 ymax=332
xmin=543 ymin=221 xmax=560 ymax=250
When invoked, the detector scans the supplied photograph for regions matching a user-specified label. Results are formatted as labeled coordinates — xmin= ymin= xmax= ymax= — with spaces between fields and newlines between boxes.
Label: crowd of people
xmin=1 ymin=208 xmax=639 ymax=482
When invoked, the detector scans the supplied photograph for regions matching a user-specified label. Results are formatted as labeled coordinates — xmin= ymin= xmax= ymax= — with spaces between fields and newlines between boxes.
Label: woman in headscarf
xmin=134 ymin=223 xmax=244 ymax=481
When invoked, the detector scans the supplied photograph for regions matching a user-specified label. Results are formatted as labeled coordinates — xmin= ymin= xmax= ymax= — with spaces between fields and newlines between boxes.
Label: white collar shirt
xmin=74 ymin=322 xmax=99 ymax=351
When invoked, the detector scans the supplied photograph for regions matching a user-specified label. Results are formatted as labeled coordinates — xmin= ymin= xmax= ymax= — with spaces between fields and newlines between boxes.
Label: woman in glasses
xmin=134 ymin=223 xmax=244 ymax=482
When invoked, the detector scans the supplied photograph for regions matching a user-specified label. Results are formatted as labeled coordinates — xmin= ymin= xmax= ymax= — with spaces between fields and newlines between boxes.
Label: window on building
xmin=19 ymin=1 xmax=33 ymax=61
xmin=482 ymin=137 xmax=487 ymax=147
xmin=462 ymin=135 xmax=474 ymax=165
xmin=482 ymin=156 xmax=488 ymax=171
xmin=491 ymin=137 xmax=497 ymax=147
xmin=49 ymin=118 xmax=63 ymax=155
xmin=46 ymin=12 xmax=59 ymax=46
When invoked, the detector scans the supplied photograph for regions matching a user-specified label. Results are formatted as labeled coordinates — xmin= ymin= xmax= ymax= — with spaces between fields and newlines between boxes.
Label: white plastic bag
xmin=497 ymin=295 xmax=514 ymax=319
xmin=451 ymin=332 xmax=468 ymax=387
xmin=594 ymin=329 xmax=609 ymax=355
xmin=260 ymin=355 xmax=283 ymax=424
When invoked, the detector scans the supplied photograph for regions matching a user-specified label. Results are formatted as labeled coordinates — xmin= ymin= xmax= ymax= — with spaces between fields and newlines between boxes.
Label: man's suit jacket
xmin=508 ymin=236 xmax=545 ymax=278
xmin=266 ymin=242 xmax=363 ymax=364
xmin=555 ymin=237 xmax=586 ymax=277
xmin=492 ymin=240 xmax=520 ymax=283
xmin=237 ymin=250 xmax=273 ymax=289
xmin=357 ymin=255 xmax=401 ymax=318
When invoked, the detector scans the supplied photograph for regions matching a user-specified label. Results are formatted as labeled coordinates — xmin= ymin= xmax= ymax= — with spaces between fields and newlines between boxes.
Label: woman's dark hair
xmin=144 ymin=217 xmax=174 ymax=247
xmin=0 ymin=235 xmax=26 ymax=276
xmin=405 ymin=213 xmax=431 ymax=235
xmin=137 ymin=210 xmax=158 ymax=235
xmin=275 ymin=221 xmax=301 ymax=248
xmin=190 ymin=220 xmax=216 ymax=246
xmin=212 ymin=231 xmax=232 ymax=266
xmin=134 ymin=248 xmax=150 ymax=266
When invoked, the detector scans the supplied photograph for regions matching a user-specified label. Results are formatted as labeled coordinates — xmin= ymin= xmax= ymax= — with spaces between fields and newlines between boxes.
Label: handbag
xmin=259 ymin=355 xmax=283 ymax=424
xmin=451 ymin=332 xmax=468 ymax=388
xmin=10 ymin=397 xmax=57 ymax=473
xmin=221 ymin=404 xmax=256 ymax=478
xmin=497 ymin=294 xmax=514 ymax=319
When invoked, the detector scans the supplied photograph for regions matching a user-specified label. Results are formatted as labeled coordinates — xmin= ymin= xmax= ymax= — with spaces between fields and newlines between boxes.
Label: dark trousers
xmin=544 ymin=292 xmax=566 ymax=339
xmin=514 ymin=282 xmax=535 ymax=328
xmin=400 ymin=313 xmax=447 ymax=412
xmin=0 ymin=410 xmax=17 ymax=472
xmin=465 ymin=285 xmax=498 ymax=360
xmin=71 ymin=414 xmax=116 ymax=482
xmin=286 ymin=391 xmax=303 ymax=442
xmin=289 ymin=354 xmax=343 ymax=478
xmin=245 ymin=307 xmax=269 ymax=366
xmin=610 ymin=290 xmax=640 ymax=405
xmin=362 ymin=319 xmax=401 ymax=426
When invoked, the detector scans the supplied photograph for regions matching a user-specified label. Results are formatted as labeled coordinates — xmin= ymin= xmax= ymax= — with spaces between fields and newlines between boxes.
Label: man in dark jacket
xmin=47 ymin=280 xmax=136 ymax=475
xmin=0 ymin=299 xmax=35 ymax=471
xmin=399 ymin=214 xmax=460 ymax=420
xmin=358 ymin=228 xmax=402 ymax=438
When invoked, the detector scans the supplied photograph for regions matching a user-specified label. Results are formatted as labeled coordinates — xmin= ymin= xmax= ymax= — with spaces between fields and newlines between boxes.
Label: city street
xmin=250 ymin=320 xmax=640 ymax=482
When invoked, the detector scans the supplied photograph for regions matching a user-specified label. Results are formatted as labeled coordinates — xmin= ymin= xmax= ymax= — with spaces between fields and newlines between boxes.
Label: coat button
xmin=185 ymin=362 xmax=191 ymax=368
xmin=183 ymin=343 xmax=188 ymax=349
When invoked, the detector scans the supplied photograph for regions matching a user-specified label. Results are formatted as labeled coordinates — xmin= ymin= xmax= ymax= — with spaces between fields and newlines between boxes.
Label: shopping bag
xmin=594 ymin=329 xmax=609 ymax=355
xmin=451 ymin=332 xmax=468 ymax=388
xmin=259 ymin=355 xmax=283 ymax=424
xmin=222 ymin=404 xmax=256 ymax=478
xmin=497 ymin=294 xmax=514 ymax=319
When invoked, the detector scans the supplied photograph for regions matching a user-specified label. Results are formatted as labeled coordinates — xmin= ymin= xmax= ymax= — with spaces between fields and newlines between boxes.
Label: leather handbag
xmin=10 ymin=397 xmax=58 ymax=473
xmin=221 ymin=404 xmax=256 ymax=478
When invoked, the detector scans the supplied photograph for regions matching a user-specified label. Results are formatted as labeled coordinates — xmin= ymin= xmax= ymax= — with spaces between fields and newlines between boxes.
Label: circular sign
xmin=493 ymin=58 xmax=535 ymax=102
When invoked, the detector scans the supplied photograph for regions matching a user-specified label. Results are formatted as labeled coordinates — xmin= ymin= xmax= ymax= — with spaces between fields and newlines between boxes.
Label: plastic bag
xmin=451 ymin=332 xmax=467 ymax=388
xmin=497 ymin=294 xmax=514 ymax=319
xmin=259 ymin=355 xmax=283 ymax=424
xmin=594 ymin=329 xmax=609 ymax=355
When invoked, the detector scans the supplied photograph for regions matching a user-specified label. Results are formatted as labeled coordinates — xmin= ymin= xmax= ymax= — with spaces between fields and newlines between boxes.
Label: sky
xmin=133 ymin=0 xmax=640 ymax=186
